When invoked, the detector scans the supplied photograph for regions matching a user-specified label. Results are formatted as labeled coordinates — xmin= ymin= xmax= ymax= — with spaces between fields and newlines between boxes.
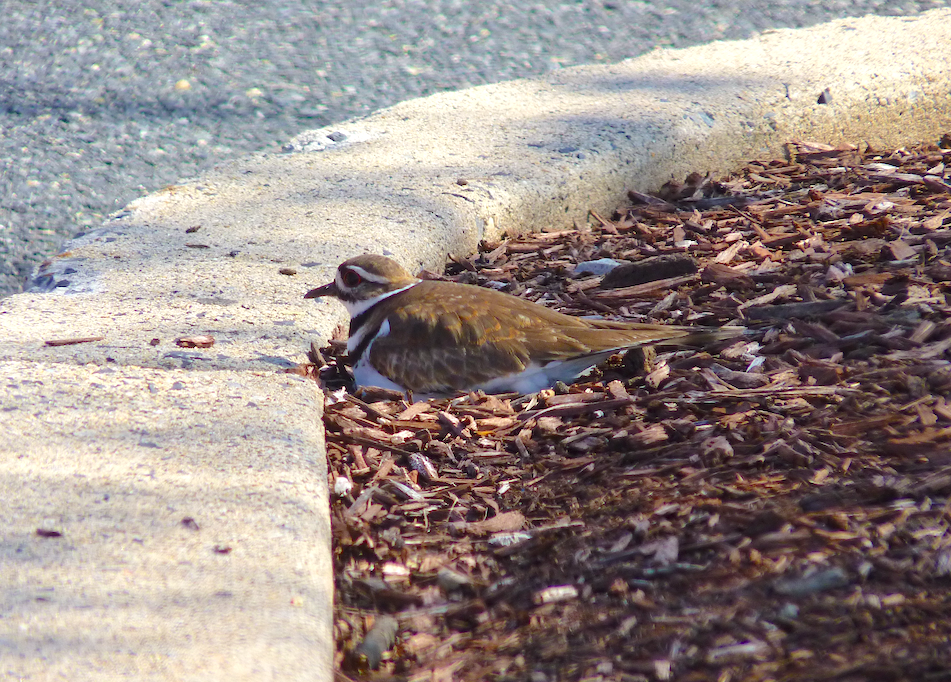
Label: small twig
xmin=592 ymin=274 xmax=699 ymax=300
xmin=44 ymin=336 xmax=103 ymax=347
xmin=344 ymin=394 xmax=392 ymax=423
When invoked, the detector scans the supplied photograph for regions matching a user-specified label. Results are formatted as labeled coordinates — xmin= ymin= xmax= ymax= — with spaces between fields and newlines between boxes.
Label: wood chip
xmin=175 ymin=335 xmax=215 ymax=348
xmin=322 ymin=135 xmax=951 ymax=681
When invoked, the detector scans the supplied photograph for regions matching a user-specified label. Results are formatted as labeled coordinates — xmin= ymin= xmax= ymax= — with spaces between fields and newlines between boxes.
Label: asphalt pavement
xmin=2 ymin=0 xmax=949 ymax=296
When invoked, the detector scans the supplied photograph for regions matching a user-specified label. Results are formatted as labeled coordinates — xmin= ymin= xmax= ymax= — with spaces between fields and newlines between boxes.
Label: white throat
xmin=342 ymin=281 xmax=419 ymax=318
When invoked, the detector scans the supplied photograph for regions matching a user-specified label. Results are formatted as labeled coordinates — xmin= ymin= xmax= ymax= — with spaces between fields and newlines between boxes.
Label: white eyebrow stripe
xmin=346 ymin=265 xmax=390 ymax=284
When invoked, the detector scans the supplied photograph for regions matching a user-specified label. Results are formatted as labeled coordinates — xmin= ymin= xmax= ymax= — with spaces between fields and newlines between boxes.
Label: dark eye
xmin=341 ymin=268 xmax=362 ymax=288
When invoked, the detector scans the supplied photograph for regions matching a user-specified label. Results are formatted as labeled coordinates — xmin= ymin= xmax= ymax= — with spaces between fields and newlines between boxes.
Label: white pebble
xmin=333 ymin=476 xmax=353 ymax=497
xmin=574 ymin=258 xmax=624 ymax=276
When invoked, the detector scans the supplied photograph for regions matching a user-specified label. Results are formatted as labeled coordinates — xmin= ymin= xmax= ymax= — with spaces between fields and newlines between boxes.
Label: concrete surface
xmin=4 ymin=1 xmax=949 ymax=298
xmin=2 ymin=364 xmax=329 ymax=680
xmin=1 ymin=9 xmax=950 ymax=680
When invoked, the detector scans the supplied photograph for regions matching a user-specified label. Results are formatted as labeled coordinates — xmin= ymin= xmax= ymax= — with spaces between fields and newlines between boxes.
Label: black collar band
xmin=348 ymin=309 xmax=376 ymax=362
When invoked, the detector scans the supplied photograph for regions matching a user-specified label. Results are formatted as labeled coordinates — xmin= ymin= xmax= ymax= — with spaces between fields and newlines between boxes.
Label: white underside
xmin=354 ymin=359 xmax=604 ymax=402
xmin=351 ymin=352 xmax=602 ymax=402
xmin=471 ymin=349 xmax=619 ymax=395
xmin=352 ymin=358 xmax=408 ymax=394
xmin=472 ymin=362 xmax=565 ymax=395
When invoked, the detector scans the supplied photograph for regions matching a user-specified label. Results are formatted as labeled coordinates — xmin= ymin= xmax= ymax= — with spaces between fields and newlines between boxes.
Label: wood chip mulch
xmin=310 ymin=134 xmax=951 ymax=682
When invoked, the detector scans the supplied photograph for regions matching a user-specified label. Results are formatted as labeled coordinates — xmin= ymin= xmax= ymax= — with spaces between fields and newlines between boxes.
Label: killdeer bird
xmin=306 ymin=254 xmax=742 ymax=398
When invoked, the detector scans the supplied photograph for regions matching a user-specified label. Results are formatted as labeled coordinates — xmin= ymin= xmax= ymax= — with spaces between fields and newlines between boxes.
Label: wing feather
xmin=365 ymin=281 xmax=734 ymax=394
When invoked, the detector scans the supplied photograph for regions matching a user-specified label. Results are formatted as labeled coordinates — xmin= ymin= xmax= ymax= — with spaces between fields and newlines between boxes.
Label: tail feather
xmin=658 ymin=325 xmax=746 ymax=347
xmin=581 ymin=320 xmax=746 ymax=350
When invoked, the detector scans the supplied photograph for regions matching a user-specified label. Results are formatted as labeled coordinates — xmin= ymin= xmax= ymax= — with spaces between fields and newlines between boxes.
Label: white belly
xmin=350 ymin=319 xmax=410 ymax=395
xmin=352 ymin=356 xmax=407 ymax=394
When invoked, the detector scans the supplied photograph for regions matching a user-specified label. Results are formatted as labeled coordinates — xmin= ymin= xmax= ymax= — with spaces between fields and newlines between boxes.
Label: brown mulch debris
xmin=313 ymin=135 xmax=951 ymax=681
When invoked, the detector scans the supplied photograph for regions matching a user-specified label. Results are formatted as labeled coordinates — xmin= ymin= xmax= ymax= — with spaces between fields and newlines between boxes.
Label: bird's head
xmin=304 ymin=254 xmax=420 ymax=316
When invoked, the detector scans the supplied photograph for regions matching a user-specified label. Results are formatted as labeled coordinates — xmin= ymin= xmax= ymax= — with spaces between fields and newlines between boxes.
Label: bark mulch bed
xmin=308 ymin=134 xmax=951 ymax=681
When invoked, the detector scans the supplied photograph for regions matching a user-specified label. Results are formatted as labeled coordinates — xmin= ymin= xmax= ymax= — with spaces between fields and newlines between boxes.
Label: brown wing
xmin=367 ymin=281 xmax=705 ymax=394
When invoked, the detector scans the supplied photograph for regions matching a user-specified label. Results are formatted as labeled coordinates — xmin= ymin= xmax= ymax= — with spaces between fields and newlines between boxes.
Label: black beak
xmin=304 ymin=281 xmax=339 ymax=299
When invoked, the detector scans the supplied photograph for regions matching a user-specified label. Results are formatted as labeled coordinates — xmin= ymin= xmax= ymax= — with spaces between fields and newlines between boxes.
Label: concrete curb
xmin=1 ymin=9 xmax=949 ymax=679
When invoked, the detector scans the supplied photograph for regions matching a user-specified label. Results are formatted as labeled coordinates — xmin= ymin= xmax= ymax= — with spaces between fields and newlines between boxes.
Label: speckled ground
xmin=3 ymin=0 xmax=950 ymax=296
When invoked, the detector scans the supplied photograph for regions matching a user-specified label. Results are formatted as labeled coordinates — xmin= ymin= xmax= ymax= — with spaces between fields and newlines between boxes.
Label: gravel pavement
xmin=2 ymin=0 xmax=948 ymax=296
